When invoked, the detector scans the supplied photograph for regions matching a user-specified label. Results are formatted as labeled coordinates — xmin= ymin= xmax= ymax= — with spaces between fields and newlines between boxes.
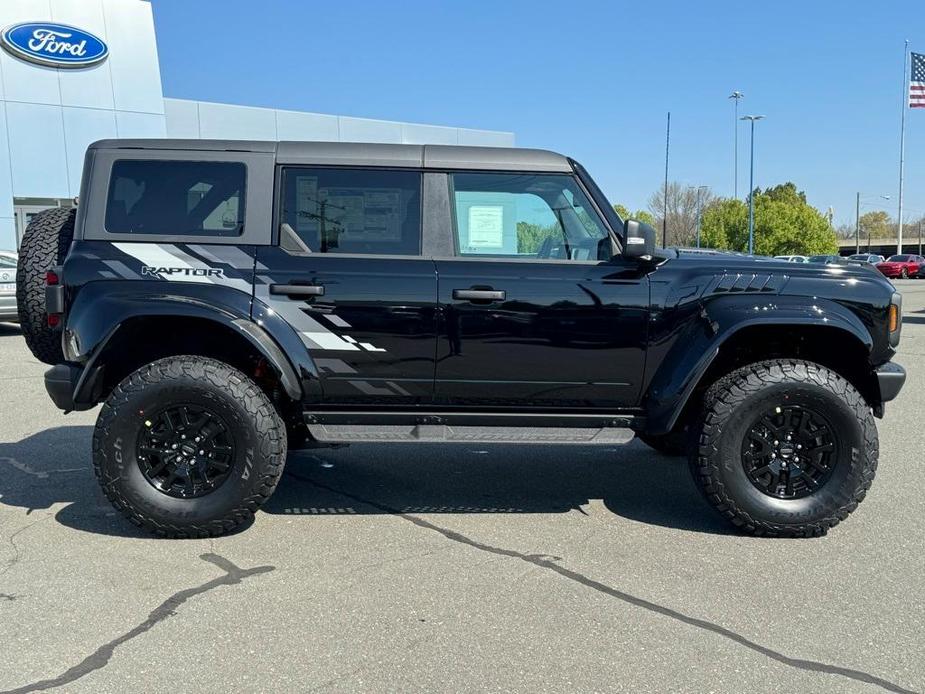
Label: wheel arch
xmin=646 ymin=315 xmax=876 ymax=435
xmin=75 ymin=313 xmax=302 ymax=406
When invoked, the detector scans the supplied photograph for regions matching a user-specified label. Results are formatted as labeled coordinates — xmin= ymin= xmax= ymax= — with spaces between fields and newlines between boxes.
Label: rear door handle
xmin=270 ymin=283 xmax=325 ymax=297
xmin=453 ymin=289 xmax=506 ymax=302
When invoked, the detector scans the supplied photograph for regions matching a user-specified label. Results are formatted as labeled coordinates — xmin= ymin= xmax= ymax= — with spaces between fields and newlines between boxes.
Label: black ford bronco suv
xmin=16 ymin=139 xmax=906 ymax=538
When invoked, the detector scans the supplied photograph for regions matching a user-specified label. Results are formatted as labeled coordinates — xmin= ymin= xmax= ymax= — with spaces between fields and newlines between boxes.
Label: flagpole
xmin=898 ymin=40 xmax=909 ymax=255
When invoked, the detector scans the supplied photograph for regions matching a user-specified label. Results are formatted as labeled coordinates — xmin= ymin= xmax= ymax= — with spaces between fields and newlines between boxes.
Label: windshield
xmin=888 ymin=255 xmax=911 ymax=262
xmin=849 ymin=254 xmax=868 ymax=260
xmin=808 ymin=255 xmax=831 ymax=263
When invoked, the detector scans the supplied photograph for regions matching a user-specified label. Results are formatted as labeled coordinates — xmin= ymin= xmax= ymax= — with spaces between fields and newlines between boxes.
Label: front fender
xmin=64 ymin=281 xmax=311 ymax=403
xmin=645 ymin=294 xmax=874 ymax=434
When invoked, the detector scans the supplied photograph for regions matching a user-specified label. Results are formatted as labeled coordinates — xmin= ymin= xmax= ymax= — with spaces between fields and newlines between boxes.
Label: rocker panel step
xmin=306 ymin=424 xmax=635 ymax=445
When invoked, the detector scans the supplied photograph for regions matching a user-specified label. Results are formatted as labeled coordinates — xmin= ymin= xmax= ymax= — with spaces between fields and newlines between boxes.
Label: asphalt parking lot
xmin=1 ymin=283 xmax=923 ymax=694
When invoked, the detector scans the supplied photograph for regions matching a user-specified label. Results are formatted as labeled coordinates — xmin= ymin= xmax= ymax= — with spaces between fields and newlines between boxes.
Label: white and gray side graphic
xmin=111 ymin=243 xmax=253 ymax=293
xmin=254 ymin=285 xmax=388 ymax=353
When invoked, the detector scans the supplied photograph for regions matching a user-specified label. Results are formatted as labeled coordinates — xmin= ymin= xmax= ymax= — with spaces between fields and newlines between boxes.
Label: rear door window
xmin=279 ymin=168 xmax=422 ymax=255
xmin=105 ymin=160 xmax=246 ymax=236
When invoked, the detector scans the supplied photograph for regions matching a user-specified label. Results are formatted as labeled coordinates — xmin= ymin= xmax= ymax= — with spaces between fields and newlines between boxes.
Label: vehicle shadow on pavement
xmin=0 ymin=425 xmax=153 ymax=538
xmin=0 ymin=426 xmax=731 ymax=537
xmin=268 ymin=443 xmax=732 ymax=535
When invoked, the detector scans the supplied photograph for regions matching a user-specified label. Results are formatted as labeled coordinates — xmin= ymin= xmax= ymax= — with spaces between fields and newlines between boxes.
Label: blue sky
xmin=153 ymin=0 xmax=925 ymax=228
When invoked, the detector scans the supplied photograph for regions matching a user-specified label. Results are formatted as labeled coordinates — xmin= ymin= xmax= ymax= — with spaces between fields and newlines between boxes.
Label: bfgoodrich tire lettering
xmin=16 ymin=207 xmax=75 ymax=364
xmin=691 ymin=359 xmax=878 ymax=537
xmin=93 ymin=356 xmax=287 ymax=538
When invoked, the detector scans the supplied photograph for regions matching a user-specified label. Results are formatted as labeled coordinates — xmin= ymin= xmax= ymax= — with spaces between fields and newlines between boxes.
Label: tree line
xmin=614 ymin=182 xmax=844 ymax=256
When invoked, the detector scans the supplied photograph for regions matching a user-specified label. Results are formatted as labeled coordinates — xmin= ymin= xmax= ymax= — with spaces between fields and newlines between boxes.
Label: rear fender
xmin=645 ymin=295 xmax=873 ymax=434
xmin=64 ymin=281 xmax=318 ymax=404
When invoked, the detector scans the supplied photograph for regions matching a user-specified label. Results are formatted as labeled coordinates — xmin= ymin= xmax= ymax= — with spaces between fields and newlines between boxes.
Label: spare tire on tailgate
xmin=16 ymin=207 xmax=75 ymax=365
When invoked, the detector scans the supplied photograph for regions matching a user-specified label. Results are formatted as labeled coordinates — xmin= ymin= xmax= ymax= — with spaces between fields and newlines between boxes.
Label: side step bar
xmin=306 ymin=424 xmax=635 ymax=445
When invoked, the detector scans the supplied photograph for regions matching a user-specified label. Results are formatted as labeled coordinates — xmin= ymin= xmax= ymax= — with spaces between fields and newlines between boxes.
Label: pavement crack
xmin=0 ymin=518 xmax=50 ymax=579
xmin=288 ymin=471 xmax=917 ymax=694
xmin=0 ymin=553 xmax=274 ymax=694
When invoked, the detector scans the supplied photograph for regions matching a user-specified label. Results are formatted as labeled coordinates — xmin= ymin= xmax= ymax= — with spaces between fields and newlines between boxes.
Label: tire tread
xmin=15 ymin=207 xmax=75 ymax=364
xmin=92 ymin=356 xmax=286 ymax=538
xmin=690 ymin=359 xmax=878 ymax=537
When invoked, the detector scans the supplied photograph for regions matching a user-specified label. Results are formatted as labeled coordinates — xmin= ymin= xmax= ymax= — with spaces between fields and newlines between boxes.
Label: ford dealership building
xmin=0 ymin=0 xmax=514 ymax=251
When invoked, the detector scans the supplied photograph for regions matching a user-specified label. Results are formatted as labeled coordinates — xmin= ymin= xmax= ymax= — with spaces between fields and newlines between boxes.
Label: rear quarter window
xmin=105 ymin=160 xmax=246 ymax=237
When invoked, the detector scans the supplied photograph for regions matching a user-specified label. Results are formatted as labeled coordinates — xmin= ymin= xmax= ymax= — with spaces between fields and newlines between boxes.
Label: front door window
xmin=450 ymin=173 xmax=611 ymax=261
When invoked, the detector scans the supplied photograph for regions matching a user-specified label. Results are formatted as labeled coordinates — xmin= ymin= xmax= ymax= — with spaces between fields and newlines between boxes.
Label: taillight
xmin=45 ymin=267 xmax=64 ymax=329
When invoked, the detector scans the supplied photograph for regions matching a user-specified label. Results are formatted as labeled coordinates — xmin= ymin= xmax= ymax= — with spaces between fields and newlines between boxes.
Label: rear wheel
xmin=690 ymin=359 xmax=877 ymax=537
xmin=16 ymin=207 xmax=75 ymax=364
xmin=93 ymin=356 xmax=287 ymax=537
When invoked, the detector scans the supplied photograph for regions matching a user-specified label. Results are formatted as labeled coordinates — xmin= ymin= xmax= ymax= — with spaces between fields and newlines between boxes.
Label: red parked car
xmin=875 ymin=254 xmax=925 ymax=279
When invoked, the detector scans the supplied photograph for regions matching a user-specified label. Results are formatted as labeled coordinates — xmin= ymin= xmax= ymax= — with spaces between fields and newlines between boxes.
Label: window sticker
xmin=467 ymin=205 xmax=504 ymax=248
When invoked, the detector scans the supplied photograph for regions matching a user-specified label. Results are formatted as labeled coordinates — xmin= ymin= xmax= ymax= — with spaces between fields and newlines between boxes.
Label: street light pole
xmin=741 ymin=115 xmax=764 ymax=255
xmin=728 ymin=91 xmax=744 ymax=199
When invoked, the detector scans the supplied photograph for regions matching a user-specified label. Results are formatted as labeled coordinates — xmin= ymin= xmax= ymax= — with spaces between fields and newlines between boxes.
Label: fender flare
xmin=65 ymin=283 xmax=306 ymax=404
xmin=645 ymin=297 xmax=873 ymax=434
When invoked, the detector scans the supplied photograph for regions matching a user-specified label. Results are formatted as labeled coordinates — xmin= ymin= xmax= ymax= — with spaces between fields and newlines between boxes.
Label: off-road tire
xmin=93 ymin=356 xmax=287 ymax=538
xmin=638 ymin=429 xmax=689 ymax=457
xmin=16 ymin=207 xmax=75 ymax=364
xmin=691 ymin=359 xmax=877 ymax=537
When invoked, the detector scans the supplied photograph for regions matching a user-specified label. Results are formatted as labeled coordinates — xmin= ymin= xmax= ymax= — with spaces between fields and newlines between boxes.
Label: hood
xmin=660 ymin=247 xmax=888 ymax=283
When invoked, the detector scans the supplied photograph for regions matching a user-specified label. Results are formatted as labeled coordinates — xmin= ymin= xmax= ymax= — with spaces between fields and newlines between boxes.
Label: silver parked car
xmin=773 ymin=254 xmax=809 ymax=263
xmin=0 ymin=250 xmax=18 ymax=322
xmin=847 ymin=253 xmax=886 ymax=265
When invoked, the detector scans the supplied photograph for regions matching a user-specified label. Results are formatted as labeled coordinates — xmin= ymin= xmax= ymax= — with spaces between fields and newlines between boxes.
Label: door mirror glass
xmin=622 ymin=219 xmax=656 ymax=259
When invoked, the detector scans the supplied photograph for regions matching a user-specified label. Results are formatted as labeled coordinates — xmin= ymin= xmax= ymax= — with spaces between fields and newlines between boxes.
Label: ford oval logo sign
xmin=1 ymin=22 xmax=108 ymax=68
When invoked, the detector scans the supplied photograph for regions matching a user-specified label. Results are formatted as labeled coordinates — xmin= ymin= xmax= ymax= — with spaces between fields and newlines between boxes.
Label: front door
xmin=255 ymin=166 xmax=437 ymax=406
xmin=434 ymin=171 xmax=649 ymax=409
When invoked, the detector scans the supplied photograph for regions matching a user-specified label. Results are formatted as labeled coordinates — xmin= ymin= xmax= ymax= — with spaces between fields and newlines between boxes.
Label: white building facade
xmin=0 ymin=0 xmax=514 ymax=250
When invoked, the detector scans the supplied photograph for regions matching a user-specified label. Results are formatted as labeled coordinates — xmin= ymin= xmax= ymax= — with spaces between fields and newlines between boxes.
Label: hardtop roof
xmin=88 ymin=139 xmax=572 ymax=173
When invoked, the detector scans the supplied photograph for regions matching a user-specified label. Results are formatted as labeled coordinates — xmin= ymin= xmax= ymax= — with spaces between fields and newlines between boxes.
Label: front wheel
xmin=901 ymin=267 xmax=909 ymax=279
xmin=690 ymin=360 xmax=877 ymax=537
xmin=93 ymin=356 xmax=287 ymax=537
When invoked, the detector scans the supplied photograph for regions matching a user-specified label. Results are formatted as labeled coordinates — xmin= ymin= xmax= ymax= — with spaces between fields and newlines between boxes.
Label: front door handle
xmin=453 ymin=289 xmax=506 ymax=302
xmin=270 ymin=283 xmax=325 ymax=297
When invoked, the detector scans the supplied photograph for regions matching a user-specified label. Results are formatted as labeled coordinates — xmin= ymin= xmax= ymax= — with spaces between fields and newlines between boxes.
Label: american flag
xmin=912 ymin=52 xmax=925 ymax=108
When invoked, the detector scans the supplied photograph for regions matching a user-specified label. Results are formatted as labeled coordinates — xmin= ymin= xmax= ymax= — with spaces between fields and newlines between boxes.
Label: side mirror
xmin=622 ymin=219 xmax=656 ymax=259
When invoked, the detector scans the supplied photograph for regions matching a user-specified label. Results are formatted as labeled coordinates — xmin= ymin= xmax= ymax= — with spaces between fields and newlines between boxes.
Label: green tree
xmin=699 ymin=198 xmax=745 ymax=249
xmin=516 ymin=221 xmax=558 ymax=254
xmin=858 ymin=210 xmax=892 ymax=240
xmin=613 ymin=204 xmax=656 ymax=227
xmin=700 ymin=185 xmax=837 ymax=256
xmin=762 ymin=182 xmax=806 ymax=205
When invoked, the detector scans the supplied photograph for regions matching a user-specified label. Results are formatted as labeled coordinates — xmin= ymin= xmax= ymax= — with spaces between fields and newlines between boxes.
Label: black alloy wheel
xmin=740 ymin=404 xmax=836 ymax=500
xmin=137 ymin=404 xmax=236 ymax=498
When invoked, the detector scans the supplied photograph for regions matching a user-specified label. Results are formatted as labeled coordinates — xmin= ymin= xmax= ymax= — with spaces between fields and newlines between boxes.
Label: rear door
xmin=433 ymin=171 xmax=649 ymax=409
xmin=254 ymin=166 xmax=437 ymax=405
